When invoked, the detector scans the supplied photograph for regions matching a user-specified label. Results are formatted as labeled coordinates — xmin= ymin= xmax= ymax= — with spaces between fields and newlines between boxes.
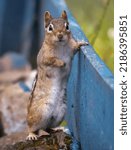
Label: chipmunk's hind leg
xmin=26 ymin=127 xmax=39 ymax=140
xmin=26 ymin=132 xmax=38 ymax=140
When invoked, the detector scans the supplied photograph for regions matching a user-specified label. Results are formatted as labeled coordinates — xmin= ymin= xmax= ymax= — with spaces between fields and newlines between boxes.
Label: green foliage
xmin=60 ymin=120 xmax=67 ymax=126
xmin=66 ymin=0 xmax=114 ymax=72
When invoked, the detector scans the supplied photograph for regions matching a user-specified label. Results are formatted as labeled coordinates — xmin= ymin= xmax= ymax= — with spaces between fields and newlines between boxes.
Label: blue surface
xmin=0 ymin=0 xmax=39 ymax=58
xmin=19 ymin=82 xmax=30 ymax=93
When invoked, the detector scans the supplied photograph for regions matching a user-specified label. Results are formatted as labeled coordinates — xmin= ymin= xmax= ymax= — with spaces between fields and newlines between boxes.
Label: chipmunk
xmin=26 ymin=10 xmax=88 ymax=140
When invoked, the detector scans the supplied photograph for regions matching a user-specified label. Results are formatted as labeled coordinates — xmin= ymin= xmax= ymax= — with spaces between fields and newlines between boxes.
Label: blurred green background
xmin=66 ymin=0 xmax=114 ymax=73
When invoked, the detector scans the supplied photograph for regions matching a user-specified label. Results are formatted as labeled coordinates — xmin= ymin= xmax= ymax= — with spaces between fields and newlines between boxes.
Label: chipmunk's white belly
xmin=48 ymin=81 xmax=66 ymax=127
xmin=42 ymin=45 xmax=72 ymax=128
xmin=47 ymin=56 xmax=71 ymax=127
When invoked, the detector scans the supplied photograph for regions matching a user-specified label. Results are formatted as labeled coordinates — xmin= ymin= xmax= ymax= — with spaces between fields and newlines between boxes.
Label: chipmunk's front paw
xmin=26 ymin=132 xmax=38 ymax=141
xmin=55 ymin=60 xmax=66 ymax=67
xmin=77 ymin=41 xmax=89 ymax=49
xmin=59 ymin=61 xmax=66 ymax=67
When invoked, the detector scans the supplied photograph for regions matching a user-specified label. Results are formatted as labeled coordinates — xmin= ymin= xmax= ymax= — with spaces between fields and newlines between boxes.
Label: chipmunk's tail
xmin=27 ymin=72 xmax=38 ymax=112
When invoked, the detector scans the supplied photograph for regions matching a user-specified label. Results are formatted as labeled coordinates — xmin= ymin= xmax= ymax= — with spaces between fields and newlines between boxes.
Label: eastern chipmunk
xmin=26 ymin=10 xmax=88 ymax=140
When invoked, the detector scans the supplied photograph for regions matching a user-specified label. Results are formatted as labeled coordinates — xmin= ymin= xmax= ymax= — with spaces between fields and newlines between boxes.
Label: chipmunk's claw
xmin=77 ymin=41 xmax=89 ymax=49
xmin=26 ymin=133 xmax=38 ymax=141
xmin=84 ymin=41 xmax=89 ymax=45
xmin=79 ymin=41 xmax=89 ymax=46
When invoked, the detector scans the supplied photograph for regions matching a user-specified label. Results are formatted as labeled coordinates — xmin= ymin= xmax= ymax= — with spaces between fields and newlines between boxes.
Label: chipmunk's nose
xmin=57 ymin=33 xmax=63 ymax=41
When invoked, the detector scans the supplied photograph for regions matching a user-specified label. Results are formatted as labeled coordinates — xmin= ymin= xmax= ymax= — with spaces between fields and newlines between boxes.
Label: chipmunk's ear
xmin=61 ymin=10 xmax=68 ymax=21
xmin=44 ymin=11 xmax=53 ymax=27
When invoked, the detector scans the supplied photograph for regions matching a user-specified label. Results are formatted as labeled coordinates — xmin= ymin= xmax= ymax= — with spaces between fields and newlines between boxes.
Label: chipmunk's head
xmin=44 ymin=10 xmax=70 ymax=45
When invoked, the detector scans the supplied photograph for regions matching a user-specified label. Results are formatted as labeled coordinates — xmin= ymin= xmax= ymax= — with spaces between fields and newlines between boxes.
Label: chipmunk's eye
xmin=47 ymin=24 xmax=54 ymax=33
xmin=65 ymin=23 xmax=69 ymax=31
